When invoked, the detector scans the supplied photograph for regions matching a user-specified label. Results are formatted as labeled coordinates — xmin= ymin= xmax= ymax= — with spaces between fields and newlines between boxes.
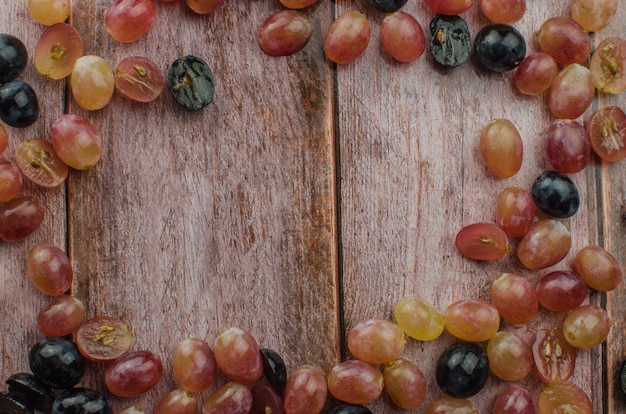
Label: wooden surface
xmin=0 ymin=0 xmax=625 ymax=412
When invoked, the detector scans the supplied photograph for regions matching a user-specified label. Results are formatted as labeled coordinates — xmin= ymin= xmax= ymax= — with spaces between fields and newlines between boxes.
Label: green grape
xmin=394 ymin=296 xmax=444 ymax=341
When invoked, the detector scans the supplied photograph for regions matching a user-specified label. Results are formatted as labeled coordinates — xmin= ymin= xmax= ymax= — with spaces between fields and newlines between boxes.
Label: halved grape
xmin=50 ymin=114 xmax=102 ymax=170
xmin=15 ymin=138 xmax=68 ymax=188
xmin=589 ymin=37 xmax=626 ymax=95
xmin=479 ymin=118 xmax=523 ymax=178
xmin=105 ymin=0 xmax=156 ymax=43
xmin=455 ymin=222 xmax=510 ymax=261
xmin=76 ymin=316 xmax=133 ymax=361
xmin=0 ymin=196 xmax=45 ymax=242
xmin=429 ymin=15 xmax=471 ymax=67
xmin=324 ymin=11 xmax=371 ymax=64
xmin=257 ymin=10 xmax=312 ymax=57
xmin=34 ymin=23 xmax=83 ymax=80
xmin=27 ymin=0 xmax=71 ymax=26
xmin=114 ymin=56 xmax=164 ymax=102
xmin=532 ymin=328 xmax=576 ymax=383
xmin=0 ymin=157 xmax=23 ymax=203
xmin=587 ymin=106 xmax=626 ymax=162
xmin=251 ymin=383 xmax=284 ymax=414
xmin=104 ymin=350 xmax=163 ymax=397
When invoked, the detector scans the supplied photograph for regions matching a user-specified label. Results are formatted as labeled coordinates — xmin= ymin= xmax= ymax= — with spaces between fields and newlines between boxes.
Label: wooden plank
xmin=337 ymin=0 xmax=624 ymax=412
xmin=0 ymin=3 xmax=67 ymax=382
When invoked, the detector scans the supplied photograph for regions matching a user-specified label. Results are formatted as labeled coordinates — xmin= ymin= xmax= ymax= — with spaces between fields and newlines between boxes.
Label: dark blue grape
xmin=260 ymin=348 xmax=287 ymax=396
xmin=0 ymin=34 xmax=27 ymax=83
xmin=436 ymin=342 xmax=489 ymax=398
xmin=327 ymin=404 xmax=373 ymax=414
xmin=531 ymin=171 xmax=580 ymax=218
xmin=6 ymin=373 xmax=54 ymax=412
xmin=52 ymin=388 xmax=112 ymax=414
xmin=28 ymin=338 xmax=86 ymax=389
xmin=620 ymin=360 xmax=626 ymax=396
xmin=474 ymin=24 xmax=526 ymax=72
xmin=366 ymin=0 xmax=408 ymax=13
xmin=0 ymin=80 xmax=39 ymax=128
xmin=167 ymin=55 xmax=215 ymax=110
xmin=0 ymin=393 xmax=32 ymax=414
xmin=429 ymin=15 xmax=471 ymax=68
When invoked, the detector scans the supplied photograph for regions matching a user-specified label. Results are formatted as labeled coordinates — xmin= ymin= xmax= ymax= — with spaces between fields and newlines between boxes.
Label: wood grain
xmin=0 ymin=0 xmax=624 ymax=412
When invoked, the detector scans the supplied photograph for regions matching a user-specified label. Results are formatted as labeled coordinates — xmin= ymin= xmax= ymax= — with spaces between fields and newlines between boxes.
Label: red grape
xmin=15 ymin=138 xmax=68 ymax=188
xmin=545 ymin=119 xmax=590 ymax=174
xmin=589 ymin=37 xmax=626 ymax=95
xmin=455 ymin=222 xmax=510 ymax=261
xmin=562 ymin=305 xmax=610 ymax=349
xmin=34 ymin=23 xmax=83 ymax=80
xmin=479 ymin=118 xmax=523 ymax=178
xmin=425 ymin=397 xmax=478 ymax=413
xmin=105 ymin=0 xmax=156 ymax=43
xmin=50 ymin=114 xmax=102 ymax=170
xmin=536 ymin=17 xmax=591 ymax=65
xmin=549 ymin=64 xmax=594 ymax=120
xmin=380 ymin=12 xmax=426 ymax=63
xmin=586 ymin=106 xmax=626 ymax=162
xmin=479 ymin=0 xmax=525 ymax=24
xmin=423 ymin=0 xmax=474 ymax=15
xmin=514 ymin=52 xmax=558 ymax=96
xmin=37 ymin=295 xmax=85 ymax=337
xmin=491 ymin=273 xmax=538 ymax=325
xmin=444 ymin=299 xmax=500 ymax=342
xmin=0 ymin=124 xmax=7 ymax=154
xmin=492 ymin=386 xmax=537 ymax=414
xmin=538 ymin=382 xmax=592 ymax=413
xmin=347 ymin=318 xmax=405 ymax=364
xmin=0 ymin=196 xmax=45 ymax=242
xmin=214 ymin=327 xmax=263 ymax=384
xmin=536 ymin=270 xmax=587 ymax=312
xmin=327 ymin=360 xmax=383 ymax=405
xmin=517 ymin=219 xmax=571 ymax=270
xmin=279 ymin=0 xmax=318 ymax=8
xmin=185 ymin=0 xmax=223 ymax=14
xmin=172 ymin=337 xmax=217 ymax=392
xmin=283 ymin=365 xmax=327 ymax=414
xmin=324 ymin=11 xmax=371 ymax=64
xmin=105 ymin=350 xmax=163 ymax=397
xmin=0 ymin=157 xmax=22 ymax=202
xmin=495 ymin=186 xmax=535 ymax=237
xmin=27 ymin=243 xmax=73 ymax=296
xmin=155 ymin=389 xmax=198 ymax=414
xmin=257 ymin=10 xmax=312 ymax=57
xmin=574 ymin=245 xmax=623 ymax=291
xmin=114 ymin=56 xmax=164 ymax=103
xmin=202 ymin=382 xmax=253 ymax=414
xmin=76 ymin=316 xmax=133 ymax=361
xmin=383 ymin=358 xmax=427 ymax=409
xmin=571 ymin=0 xmax=618 ymax=32
xmin=487 ymin=331 xmax=533 ymax=381
xmin=532 ymin=328 xmax=576 ymax=383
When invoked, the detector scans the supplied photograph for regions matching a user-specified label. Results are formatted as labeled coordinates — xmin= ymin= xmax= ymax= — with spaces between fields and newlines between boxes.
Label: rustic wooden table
xmin=1 ymin=0 xmax=625 ymax=412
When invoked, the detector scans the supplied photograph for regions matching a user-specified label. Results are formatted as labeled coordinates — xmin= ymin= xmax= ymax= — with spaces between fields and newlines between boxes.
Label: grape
xmin=104 ymin=350 xmax=163 ymax=397
xmin=367 ymin=0 xmax=408 ymax=12
xmin=279 ymin=0 xmax=318 ymax=9
xmin=257 ymin=10 xmax=312 ymax=57
xmin=15 ymin=138 xmax=68 ymax=188
xmin=0 ymin=34 xmax=27 ymax=83
xmin=118 ymin=407 xmax=145 ymax=414
xmin=480 ymin=118 xmax=523 ymax=178
xmin=251 ymin=383 xmax=284 ymax=414
xmin=202 ymin=382 xmax=253 ymax=414
xmin=167 ymin=55 xmax=215 ymax=110
xmin=586 ymin=106 xmax=626 ymax=162
xmin=0 ymin=196 xmax=45 ymax=242
xmin=327 ymin=404 xmax=373 ymax=414
xmin=479 ymin=0 xmax=525 ymax=24
xmin=0 ymin=393 xmax=31 ymax=413
xmin=423 ymin=0 xmax=474 ymax=14
xmin=514 ymin=52 xmax=558 ymax=96
xmin=575 ymin=245 xmax=623 ymax=291
xmin=71 ymin=56 xmax=115 ymax=111
xmin=491 ymin=273 xmax=538 ymax=325
xmin=531 ymin=171 xmax=580 ymax=219
xmin=562 ymin=305 xmax=610 ymax=349
xmin=0 ymin=157 xmax=22 ymax=202
xmin=536 ymin=17 xmax=590 ymax=65
xmin=214 ymin=327 xmax=263 ymax=384
xmin=495 ymin=186 xmax=535 ymax=237
xmin=114 ymin=56 xmax=164 ymax=103
xmin=347 ymin=318 xmax=405 ymax=364
xmin=50 ymin=114 xmax=102 ymax=170
xmin=0 ymin=80 xmax=39 ymax=128
xmin=426 ymin=397 xmax=478 ymax=413
xmin=75 ymin=316 xmax=133 ymax=361
xmin=455 ymin=222 xmax=510 ymax=261
xmin=394 ymin=296 xmax=445 ymax=341
xmin=444 ymin=299 xmax=500 ymax=342
xmin=536 ymin=270 xmax=587 ymax=312
xmin=571 ymin=0 xmax=618 ymax=32
xmin=436 ymin=342 xmax=489 ymax=398
xmin=29 ymin=338 xmax=85 ymax=389
xmin=52 ymin=388 xmax=112 ymax=414
xmin=27 ymin=243 xmax=73 ymax=296
xmin=487 ymin=331 xmax=533 ymax=381
xmin=549 ymin=64 xmax=594 ymax=120
xmin=37 ymin=295 xmax=85 ymax=337
xmin=545 ymin=119 xmax=590 ymax=174
xmin=185 ymin=0 xmax=223 ymax=14
xmin=26 ymin=0 xmax=71 ymax=26
xmin=538 ymin=382 xmax=592 ymax=414
xmin=0 ymin=124 xmax=7 ymax=154
xmin=260 ymin=348 xmax=287 ymax=396
xmin=429 ymin=15 xmax=471 ymax=67
xmin=474 ymin=24 xmax=526 ymax=72
xmin=283 ymin=365 xmax=327 ymax=414
xmin=324 ymin=11 xmax=370 ymax=65
xmin=6 ymin=373 xmax=54 ymax=413
xmin=172 ymin=337 xmax=217 ymax=392
xmin=327 ymin=360 xmax=383 ymax=405
xmin=34 ymin=23 xmax=83 ymax=80
xmin=517 ymin=219 xmax=571 ymax=270
xmin=532 ymin=328 xmax=576 ymax=383
xmin=492 ymin=386 xmax=536 ymax=414
xmin=155 ymin=389 xmax=197 ymax=414
xmin=589 ymin=37 xmax=626 ymax=95
xmin=380 ymin=12 xmax=426 ymax=63
xmin=620 ymin=360 xmax=626 ymax=397
xmin=105 ymin=0 xmax=156 ymax=43
xmin=383 ymin=358 xmax=427 ymax=409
